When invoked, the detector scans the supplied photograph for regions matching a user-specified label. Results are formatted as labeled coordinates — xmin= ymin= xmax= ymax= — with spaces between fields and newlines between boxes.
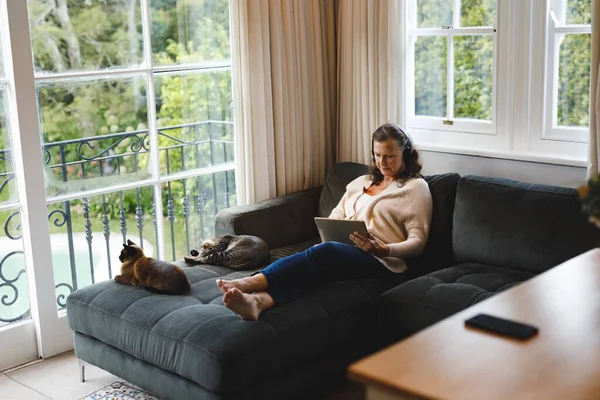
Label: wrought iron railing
xmin=0 ymin=121 xmax=235 ymax=325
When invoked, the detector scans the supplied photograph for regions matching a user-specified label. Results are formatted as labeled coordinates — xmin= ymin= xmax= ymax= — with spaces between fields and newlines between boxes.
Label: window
xmin=408 ymin=0 xmax=497 ymax=134
xmin=405 ymin=0 xmax=592 ymax=164
xmin=0 ymin=0 xmax=234 ymax=368
xmin=546 ymin=0 xmax=591 ymax=142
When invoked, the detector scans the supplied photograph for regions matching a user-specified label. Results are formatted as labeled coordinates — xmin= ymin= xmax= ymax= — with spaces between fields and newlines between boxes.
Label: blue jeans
xmin=258 ymin=242 xmax=397 ymax=304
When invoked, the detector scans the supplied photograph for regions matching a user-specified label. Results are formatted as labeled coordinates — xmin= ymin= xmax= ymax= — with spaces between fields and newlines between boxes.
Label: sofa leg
xmin=79 ymin=359 xmax=87 ymax=383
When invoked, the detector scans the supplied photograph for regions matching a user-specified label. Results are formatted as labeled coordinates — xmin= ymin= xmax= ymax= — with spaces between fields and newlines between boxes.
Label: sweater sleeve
xmin=387 ymin=226 xmax=429 ymax=258
xmin=387 ymin=179 xmax=433 ymax=259
xmin=328 ymin=190 xmax=349 ymax=219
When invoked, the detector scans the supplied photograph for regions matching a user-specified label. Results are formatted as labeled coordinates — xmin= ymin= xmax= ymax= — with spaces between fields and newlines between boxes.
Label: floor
xmin=0 ymin=351 xmax=365 ymax=400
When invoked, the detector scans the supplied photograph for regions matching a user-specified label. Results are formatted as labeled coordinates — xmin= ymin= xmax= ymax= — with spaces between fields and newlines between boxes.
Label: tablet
xmin=314 ymin=217 xmax=368 ymax=246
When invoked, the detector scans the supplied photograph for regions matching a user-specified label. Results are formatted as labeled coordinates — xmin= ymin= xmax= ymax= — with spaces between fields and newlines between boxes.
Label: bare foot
xmin=216 ymin=278 xmax=253 ymax=294
xmin=223 ymin=288 xmax=261 ymax=321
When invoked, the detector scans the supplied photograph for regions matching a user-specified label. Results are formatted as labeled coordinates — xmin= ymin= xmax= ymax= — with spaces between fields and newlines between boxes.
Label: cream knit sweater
xmin=329 ymin=175 xmax=433 ymax=273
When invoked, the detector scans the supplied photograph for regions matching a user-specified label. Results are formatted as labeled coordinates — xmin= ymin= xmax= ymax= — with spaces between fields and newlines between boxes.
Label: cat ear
xmin=127 ymin=239 xmax=135 ymax=246
xmin=123 ymin=243 xmax=127 ymax=248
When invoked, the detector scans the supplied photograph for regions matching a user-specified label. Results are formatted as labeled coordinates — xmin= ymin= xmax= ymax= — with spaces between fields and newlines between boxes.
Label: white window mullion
xmin=140 ymin=0 xmax=165 ymax=260
xmin=449 ymin=0 xmax=459 ymax=121
xmin=2 ymin=0 xmax=65 ymax=358
xmin=447 ymin=32 xmax=454 ymax=120
xmin=453 ymin=0 xmax=461 ymax=28
xmin=551 ymin=31 xmax=562 ymax=129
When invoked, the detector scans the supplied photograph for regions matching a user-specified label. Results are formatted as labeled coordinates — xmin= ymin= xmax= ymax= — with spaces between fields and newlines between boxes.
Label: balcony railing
xmin=0 ymin=121 xmax=235 ymax=326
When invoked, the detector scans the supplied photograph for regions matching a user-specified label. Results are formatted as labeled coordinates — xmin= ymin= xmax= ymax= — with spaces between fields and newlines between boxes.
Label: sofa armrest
xmin=214 ymin=186 xmax=322 ymax=249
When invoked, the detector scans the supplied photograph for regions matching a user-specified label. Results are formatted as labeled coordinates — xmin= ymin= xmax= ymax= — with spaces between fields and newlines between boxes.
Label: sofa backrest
xmin=408 ymin=173 xmax=461 ymax=276
xmin=453 ymin=175 xmax=600 ymax=274
xmin=318 ymin=162 xmax=369 ymax=217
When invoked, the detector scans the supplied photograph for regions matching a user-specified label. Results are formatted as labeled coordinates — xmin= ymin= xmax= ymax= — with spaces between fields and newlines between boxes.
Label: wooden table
xmin=348 ymin=249 xmax=600 ymax=400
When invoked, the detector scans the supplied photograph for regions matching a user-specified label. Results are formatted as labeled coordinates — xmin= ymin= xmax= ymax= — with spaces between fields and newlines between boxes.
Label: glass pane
xmin=0 ymin=86 xmax=18 ymax=205
xmin=566 ymin=0 xmax=591 ymax=25
xmin=49 ymin=186 xmax=157 ymax=311
xmin=415 ymin=36 xmax=447 ymax=117
xmin=28 ymin=0 xmax=143 ymax=74
xmin=37 ymin=75 xmax=152 ymax=196
xmin=417 ymin=0 xmax=452 ymax=28
xmin=461 ymin=0 xmax=497 ymax=27
xmin=455 ymin=35 xmax=493 ymax=121
xmin=558 ymin=34 xmax=591 ymax=127
xmin=162 ymin=170 xmax=236 ymax=262
xmin=0 ymin=209 xmax=31 ymax=328
xmin=155 ymin=70 xmax=233 ymax=175
xmin=151 ymin=0 xmax=231 ymax=66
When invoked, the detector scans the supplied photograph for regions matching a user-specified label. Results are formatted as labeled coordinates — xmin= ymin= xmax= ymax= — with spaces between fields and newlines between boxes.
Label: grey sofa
xmin=66 ymin=162 xmax=599 ymax=400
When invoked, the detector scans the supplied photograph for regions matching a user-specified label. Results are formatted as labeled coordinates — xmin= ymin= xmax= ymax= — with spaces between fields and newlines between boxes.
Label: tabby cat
xmin=116 ymin=239 xmax=191 ymax=295
xmin=184 ymin=234 xmax=270 ymax=270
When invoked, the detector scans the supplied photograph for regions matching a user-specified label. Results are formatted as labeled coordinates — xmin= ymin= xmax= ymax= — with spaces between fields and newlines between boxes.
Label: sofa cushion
xmin=318 ymin=162 xmax=369 ymax=217
xmin=408 ymin=173 xmax=461 ymax=276
xmin=268 ymin=237 xmax=321 ymax=262
xmin=377 ymin=263 xmax=535 ymax=341
xmin=215 ymin=187 xmax=322 ymax=249
xmin=453 ymin=175 xmax=600 ymax=274
xmin=67 ymin=259 xmax=397 ymax=394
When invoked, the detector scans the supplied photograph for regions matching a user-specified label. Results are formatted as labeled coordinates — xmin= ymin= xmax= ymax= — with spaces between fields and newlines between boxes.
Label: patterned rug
xmin=78 ymin=381 xmax=161 ymax=400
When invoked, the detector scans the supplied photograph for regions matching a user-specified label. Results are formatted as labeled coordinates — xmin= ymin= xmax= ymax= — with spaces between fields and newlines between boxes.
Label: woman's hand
xmin=350 ymin=231 xmax=389 ymax=258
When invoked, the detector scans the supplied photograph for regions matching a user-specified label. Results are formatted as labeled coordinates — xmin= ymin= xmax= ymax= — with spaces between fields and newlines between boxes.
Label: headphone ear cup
xmin=403 ymin=142 xmax=412 ymax=162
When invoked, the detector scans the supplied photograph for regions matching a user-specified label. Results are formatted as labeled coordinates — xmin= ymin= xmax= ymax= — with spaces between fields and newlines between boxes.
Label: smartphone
xmin=465 ymin=313 xmax=539 ymax=340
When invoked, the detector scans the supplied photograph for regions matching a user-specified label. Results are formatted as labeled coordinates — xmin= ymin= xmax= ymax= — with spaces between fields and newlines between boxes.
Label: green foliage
xmin=558 ymin=34 xmax=590 ymax=127
xmin=415 ymin=36 xmax=447 ymax=117
xmin=461 ymin=0 xmax=496 ymax=27
xmin=556 ymin=0 xmax=591 ymax=127
xmin=417 ymin=0 xmax=452 ymax=28
xmin=567 ymin=0 xmax=591 ymax=25
xmin=454 ymin=35 xmax=492 ymax=120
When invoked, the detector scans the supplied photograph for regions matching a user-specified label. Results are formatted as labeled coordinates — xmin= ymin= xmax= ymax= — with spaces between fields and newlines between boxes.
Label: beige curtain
xmin=336 ymin=0 xmax=403 ymax=164
xmin=588 ymin=0 xmax=600 ymax=178
xmin=231 ymin=0 xmax=336 ymax=204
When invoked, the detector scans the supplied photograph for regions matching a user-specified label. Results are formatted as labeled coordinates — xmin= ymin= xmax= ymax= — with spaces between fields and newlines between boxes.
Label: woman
xmin=217 ymin=123 xmax=433 ymax=320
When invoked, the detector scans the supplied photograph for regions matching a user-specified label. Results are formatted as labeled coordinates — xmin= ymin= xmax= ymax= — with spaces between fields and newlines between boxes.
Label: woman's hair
xmin=368 ymin=123 xmax=422 ymax=184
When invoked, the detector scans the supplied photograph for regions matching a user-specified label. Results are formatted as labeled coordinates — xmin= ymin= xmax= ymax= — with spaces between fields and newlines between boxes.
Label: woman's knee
xmin=308 ymin=241 xmax=355 ymax=261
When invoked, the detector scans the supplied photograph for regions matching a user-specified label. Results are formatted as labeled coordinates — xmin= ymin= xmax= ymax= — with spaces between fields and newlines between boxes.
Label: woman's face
xmin=373 ymin=138 xmax=403 ymax=178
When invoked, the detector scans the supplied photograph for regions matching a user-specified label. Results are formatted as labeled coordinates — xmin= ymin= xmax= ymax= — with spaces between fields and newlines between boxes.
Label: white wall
xmin=419 ymin=150 xmax=587 ymax=189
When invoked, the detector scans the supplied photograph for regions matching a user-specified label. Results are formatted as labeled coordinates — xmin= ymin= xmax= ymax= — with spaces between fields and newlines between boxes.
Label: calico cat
xmin=184 ymin=234 xmax=270 ymax=270
xmin=116 ymin=239 xmax=191 ymax=295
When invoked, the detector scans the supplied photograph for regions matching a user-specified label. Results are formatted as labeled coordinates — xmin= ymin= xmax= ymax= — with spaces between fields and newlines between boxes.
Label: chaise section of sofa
xmin=67 ymin=162 xmax=408 ymax=400
xmin=378 ymin=175 xmax=600 ymax=342
xmin=68 ymin=259 xmax=396 ymax=399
